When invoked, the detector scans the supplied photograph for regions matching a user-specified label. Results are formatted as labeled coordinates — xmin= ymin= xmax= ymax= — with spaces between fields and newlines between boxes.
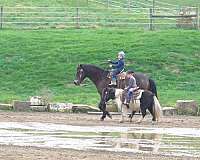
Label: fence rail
xmin=0 ymin=6 xmax=199 ymax=30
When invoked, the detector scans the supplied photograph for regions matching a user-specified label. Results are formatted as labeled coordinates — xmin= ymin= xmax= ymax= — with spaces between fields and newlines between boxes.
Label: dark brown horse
xmin=73 ymin=64 xmax=157 ymax=120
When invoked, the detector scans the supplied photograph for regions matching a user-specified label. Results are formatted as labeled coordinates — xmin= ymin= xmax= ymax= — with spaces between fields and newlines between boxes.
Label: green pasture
xmin=0 ymin=0 xmax=199 ymax=108
xmin=0 ymin=28 xmax=200 ymax=107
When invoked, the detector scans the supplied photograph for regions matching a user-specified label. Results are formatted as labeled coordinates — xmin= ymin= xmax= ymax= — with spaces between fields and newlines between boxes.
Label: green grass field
xmin=0 ymin=28 xmax=200 ymax=107
xmin=0 ymin=0 xmax=200 ymax=108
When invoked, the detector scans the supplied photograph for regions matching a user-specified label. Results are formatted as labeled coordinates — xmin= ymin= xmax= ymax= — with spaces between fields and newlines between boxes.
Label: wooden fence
xmin=149 ymin=7 xmax=199 ymax=30
xmin=0 ymin=6 xmax=199 ymax=30
xmin=0 ymin=6 xmax=3 ymax=29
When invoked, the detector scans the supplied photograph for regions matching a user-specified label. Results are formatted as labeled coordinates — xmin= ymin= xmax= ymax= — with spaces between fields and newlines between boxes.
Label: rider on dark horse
xmin=108 ymin=51 xmax=125 ymax=86
xmin=124 ymin=70 xmax=138 ymax=107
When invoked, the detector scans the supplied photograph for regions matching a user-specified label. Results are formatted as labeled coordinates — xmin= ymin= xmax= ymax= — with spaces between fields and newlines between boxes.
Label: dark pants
xmin=126 ymin=88 xmax=134 ymax=103
xmin=111 ymin=69 xmax=121 ymax=81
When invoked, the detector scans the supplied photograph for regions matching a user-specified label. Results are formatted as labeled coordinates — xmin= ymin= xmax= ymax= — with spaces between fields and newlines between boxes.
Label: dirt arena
xmin=0 ymin=111 xmax=199 ymax=160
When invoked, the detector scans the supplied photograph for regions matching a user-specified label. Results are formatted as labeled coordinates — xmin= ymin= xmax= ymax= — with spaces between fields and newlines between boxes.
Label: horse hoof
xmin=108 ymin=114 xmax=112 ymax=119
xmin=119 ymin=120 xmax=124 ymax=123
xmin=152 ymin=121 xmax=157 ymax=125
xmin=136 ymin=121 xmax=142 ymax=124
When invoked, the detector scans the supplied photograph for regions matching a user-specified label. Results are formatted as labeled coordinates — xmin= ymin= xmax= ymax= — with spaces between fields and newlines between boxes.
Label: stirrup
xmin=120 ymin=68 xmax=125 ymax=73
xmin=109 ymin=81 xmax=117 ymax=86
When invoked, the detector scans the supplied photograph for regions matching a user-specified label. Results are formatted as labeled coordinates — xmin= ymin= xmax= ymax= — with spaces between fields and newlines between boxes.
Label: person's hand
xmin=109 ymin=64 xmax=112 ymax=68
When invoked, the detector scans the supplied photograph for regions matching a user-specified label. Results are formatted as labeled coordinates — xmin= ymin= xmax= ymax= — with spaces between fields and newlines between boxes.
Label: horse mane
xmin=81 ymin=64 xmax=109 ymax=76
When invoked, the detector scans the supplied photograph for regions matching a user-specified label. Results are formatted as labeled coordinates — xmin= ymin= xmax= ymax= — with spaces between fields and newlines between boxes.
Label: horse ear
xmin=77 ymin=64 xmax=82 ymax=68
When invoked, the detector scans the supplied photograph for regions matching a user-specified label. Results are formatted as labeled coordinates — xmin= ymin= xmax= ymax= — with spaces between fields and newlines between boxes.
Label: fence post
xmin=86 ymin=0 xmax=89 ymax=8
xmin=152 ymin=0 xmax=155 ymax=13
xmin=76 ymin=7 xmax=80 ymax=28
xmin=0 ymin=6 xmax=3 ymax=29
xmin=196 ymin=7 xmax=199 ymax=30
xmin=76 ymin=0 xmax=79 ymax=7
xmin=128 ymin=0 xmax=132 ymax=12
xmin=149 ymin=8 xmax=153 ymax=30
xmin=107 ymin=0 xmax=109 ymax=8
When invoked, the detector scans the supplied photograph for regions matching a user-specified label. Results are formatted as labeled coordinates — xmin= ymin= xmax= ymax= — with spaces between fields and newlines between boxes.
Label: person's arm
xmin=110 ymin=60 xmax=118 ymax=65
xmin=132 ymin=77 xmax=137 ymax=88
xmin=128 ymin=78 xmax=134 ymax=88
xmin=115 ymin=60 xmax=124 ymax=68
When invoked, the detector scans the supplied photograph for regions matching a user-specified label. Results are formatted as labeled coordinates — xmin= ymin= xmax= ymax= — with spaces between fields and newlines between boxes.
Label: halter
xmin=79 ymin=68 xmax=84 ymax=80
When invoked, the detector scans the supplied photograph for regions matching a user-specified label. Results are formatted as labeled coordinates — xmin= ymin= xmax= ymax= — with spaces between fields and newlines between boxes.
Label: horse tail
xmin=153 ymin=96 xmax=162 ymax=122
xmin=149 ymin=78 xmax=158 ymax=98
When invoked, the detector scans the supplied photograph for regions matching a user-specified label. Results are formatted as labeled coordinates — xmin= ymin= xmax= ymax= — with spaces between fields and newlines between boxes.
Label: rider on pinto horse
xmin=123 ymin=70 xmax=138 ymax=107
xmin=108 ymin=51 xmax=125 ymax=86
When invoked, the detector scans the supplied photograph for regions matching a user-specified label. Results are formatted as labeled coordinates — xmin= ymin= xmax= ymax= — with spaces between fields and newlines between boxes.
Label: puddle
xmin=0 ymin=122 xmax=200 ymax=157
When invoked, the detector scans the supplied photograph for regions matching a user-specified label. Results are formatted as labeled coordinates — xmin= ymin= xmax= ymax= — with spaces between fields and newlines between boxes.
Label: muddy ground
xmin=0 ymin=111 xmax=199 ymax=160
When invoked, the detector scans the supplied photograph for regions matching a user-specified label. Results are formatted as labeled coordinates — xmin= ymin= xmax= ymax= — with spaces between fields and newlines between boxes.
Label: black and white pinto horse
xmin=101 ymin=87 xmax=162 ymax=123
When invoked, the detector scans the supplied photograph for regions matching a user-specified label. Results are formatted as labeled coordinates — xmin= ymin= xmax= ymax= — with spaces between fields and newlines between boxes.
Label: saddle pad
xmin=130 ymin=99 xmax=140 ymax=112
xmin=117 ymin=72 xmax=126 ymax=80
xmin=133 ymin=90 xmax=144 ymax=100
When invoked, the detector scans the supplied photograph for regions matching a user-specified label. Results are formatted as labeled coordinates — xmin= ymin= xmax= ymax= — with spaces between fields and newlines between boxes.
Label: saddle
xmin=133 ymin=87 xmax=141 ymax=99
xmin=107 ymin=72 xmax=126 ymax=79
xmin=121 ymin=88 xmax=143 ymax=103
xmin=117 ymin=72 xmax=126 ymax=80
xmin=107 ymin=72 xmax=126 ymax=88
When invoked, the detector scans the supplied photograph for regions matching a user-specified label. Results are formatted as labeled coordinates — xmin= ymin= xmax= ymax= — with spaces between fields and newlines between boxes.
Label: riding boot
xmin=109 ymin=78 xmax=117 ymax=86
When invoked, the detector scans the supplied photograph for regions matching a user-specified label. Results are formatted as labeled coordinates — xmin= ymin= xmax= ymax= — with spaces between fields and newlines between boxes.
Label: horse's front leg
xmin=120 ymin=104 xmax=127 ymax=123
xmin=98 ymin=102 xmax=106 ymax=121
xmin=129 ymin=111 xmax=136 ymax=122
xmin=106 ymin=110 xmax=112 ymax=119
xmin=114 ymin=98 xmax=124 ymax=123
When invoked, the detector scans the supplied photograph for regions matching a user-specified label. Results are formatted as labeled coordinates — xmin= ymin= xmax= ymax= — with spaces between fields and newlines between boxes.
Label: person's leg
xmin=110 ymin=69 xmax=119 ymax=85
xmin=127 ymin=88 xmax=134 ymax=104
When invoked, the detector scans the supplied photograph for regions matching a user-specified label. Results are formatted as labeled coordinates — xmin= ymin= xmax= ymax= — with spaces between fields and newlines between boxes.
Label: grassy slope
xmin=0 ymin=0 xmax=199 ymax=107
xmin=0 ymin=29 xmax=200 ymax=107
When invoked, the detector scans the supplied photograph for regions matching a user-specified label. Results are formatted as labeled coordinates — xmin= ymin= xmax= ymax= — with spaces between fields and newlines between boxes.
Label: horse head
xmin=74 ymin=64 xmax=86 ymax=85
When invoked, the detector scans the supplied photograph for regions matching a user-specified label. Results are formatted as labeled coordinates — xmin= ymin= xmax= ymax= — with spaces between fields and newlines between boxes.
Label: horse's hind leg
xmin=148 ymin=106 xmax=156 ymax=122
xmin=137 ymin=106 xmax=146 ymax=123
xmin=146 ymin=97 xmax=156 ymax=122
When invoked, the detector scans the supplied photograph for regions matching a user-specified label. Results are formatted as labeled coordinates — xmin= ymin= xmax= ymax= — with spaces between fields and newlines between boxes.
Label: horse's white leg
xmin=115 ymin=97 xmax=122 ymax=112
xmin=115 ymin=98 xmax=124 ymax=123
xmin=120 ymin=109 xmax=125 ymax=123
xmin=120 ymin=104 xmax=128 ymax=123
xmin=152 ymin=121 xmax=157 ymax=125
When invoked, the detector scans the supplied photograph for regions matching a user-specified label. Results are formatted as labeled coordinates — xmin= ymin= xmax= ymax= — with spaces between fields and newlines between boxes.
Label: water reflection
xmin=96 ymin=132 xmax=162 ymax=153
xmin=0 ymin=122 xmax=199 ymax=157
